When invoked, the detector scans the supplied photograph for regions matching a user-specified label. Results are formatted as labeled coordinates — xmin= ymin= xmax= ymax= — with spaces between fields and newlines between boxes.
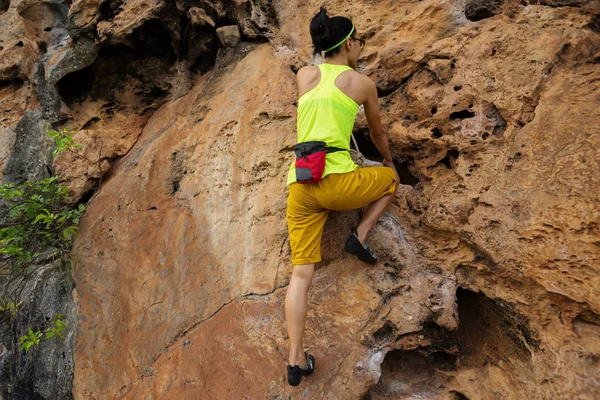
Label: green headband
xmin=323 ymin=25 xmax=355 ymax=53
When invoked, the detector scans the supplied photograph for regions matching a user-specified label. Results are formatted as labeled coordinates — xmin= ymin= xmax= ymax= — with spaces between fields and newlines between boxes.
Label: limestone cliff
xmin=0 ymin=0 xmax=599 ymax=399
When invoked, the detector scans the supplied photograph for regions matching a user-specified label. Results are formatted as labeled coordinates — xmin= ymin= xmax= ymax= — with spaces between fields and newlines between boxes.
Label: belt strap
xmin=326 ymin=147 xmax=348 ymax=153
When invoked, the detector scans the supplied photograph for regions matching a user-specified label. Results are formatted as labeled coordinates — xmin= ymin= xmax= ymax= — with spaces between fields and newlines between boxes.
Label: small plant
xmin=0 ymin=177 xmax=85 ymax=274
xmin=19 ymin=328 xmax=43 ymax=352
xmin=18 ymin=314 xmax=67 ymax=352
xmin=44 ymin=314 xmax=67 ymax=339
xmin=0 ymin=299 xmax=22 ymax=319
xmin=47 ymin=129 xmax=83 ymax=158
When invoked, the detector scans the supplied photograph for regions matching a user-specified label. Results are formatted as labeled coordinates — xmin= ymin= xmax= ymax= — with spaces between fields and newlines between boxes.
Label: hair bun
xmin=318 ymin=6 xmax=330 ymax=25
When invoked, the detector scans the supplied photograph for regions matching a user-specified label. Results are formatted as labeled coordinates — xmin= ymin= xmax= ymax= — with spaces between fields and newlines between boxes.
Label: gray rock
xmin=1 ymin=110 xmax=54 ymax=185
xmin=46 ymin=38 xmax=98 ymax=86
xmin=216 ymin=25 xmax=241 ymax=48
xmin=0 ymin=263 xmax=75 ymax=400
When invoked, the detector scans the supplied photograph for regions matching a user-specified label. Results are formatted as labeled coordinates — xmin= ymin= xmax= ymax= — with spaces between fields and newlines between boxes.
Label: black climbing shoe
xmin=287 ymin=352 xmax=315 ymax=386
xmin=344 ymin=229 xmax=377 ymax=264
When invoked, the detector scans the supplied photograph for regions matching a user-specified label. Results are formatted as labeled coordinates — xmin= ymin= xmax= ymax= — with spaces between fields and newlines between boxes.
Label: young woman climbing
xmin=284 ymin=7 xmax=400 ymax=386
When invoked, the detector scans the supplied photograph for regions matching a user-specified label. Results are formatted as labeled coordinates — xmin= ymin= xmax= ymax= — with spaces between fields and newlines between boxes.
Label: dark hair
xmin=309 ymin=6 xmax=354 ymax=57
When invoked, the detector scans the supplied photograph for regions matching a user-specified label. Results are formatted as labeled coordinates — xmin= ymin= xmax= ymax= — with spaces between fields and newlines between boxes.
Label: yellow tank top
xmin=286 ymin=63 xmax=360 ymax=185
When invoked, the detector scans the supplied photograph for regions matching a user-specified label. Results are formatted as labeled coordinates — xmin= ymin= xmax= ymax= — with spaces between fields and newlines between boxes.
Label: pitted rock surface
xmin=0 ymin=0 xmax=598 ymax=399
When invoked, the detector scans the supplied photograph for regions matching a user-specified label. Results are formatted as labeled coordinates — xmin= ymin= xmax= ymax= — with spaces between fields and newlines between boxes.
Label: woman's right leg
xmin=356 ymin=193 xmax=394 ymax=243
xmin=322 ymin=166 xmax=397 ymax=243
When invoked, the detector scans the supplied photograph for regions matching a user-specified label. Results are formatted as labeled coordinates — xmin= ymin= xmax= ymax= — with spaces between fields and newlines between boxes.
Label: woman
xmin=284 ymin=7 xmax=400 ymax=386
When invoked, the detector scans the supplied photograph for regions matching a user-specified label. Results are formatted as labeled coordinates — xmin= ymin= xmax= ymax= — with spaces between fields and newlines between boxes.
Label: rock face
xmin=0 ymin=0 xmax=599 ymax=399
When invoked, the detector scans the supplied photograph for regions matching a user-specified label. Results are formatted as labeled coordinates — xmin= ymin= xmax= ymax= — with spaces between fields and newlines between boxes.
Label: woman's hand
xmin=383 ymin=159 xmax=400 ymax=186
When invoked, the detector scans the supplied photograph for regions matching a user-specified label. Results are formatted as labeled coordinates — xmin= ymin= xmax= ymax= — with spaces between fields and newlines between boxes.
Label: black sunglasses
xmin=351 ymin=36 xmax=365 ymax=49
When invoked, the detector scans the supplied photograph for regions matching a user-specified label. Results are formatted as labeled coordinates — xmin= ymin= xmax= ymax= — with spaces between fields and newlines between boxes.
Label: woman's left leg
xmin=284 ymin=263 xmax=315 ymax=366
xmin=285 ymin=182 xmax=328 ymax=368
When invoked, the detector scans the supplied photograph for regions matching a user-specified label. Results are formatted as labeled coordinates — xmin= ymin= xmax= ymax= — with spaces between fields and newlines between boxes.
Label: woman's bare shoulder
xmin=297 ymin=65 xmax=320 ymax=79
xmin=351 ymin=70 xmax=374 ymax=86
xmin=296 ymin=66 xmax=320 ymax=96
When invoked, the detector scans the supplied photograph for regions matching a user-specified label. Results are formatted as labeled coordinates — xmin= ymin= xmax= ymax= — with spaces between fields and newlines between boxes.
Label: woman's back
xmin=297 ymin=63 xmax=359 ymax=146
xmin=287 ymin=63 xmax=361 ymax=184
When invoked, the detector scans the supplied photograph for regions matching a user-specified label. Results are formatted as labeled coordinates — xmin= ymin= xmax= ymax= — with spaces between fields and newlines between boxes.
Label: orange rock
xmin=1 ymin=0 xmax=598 ymax=398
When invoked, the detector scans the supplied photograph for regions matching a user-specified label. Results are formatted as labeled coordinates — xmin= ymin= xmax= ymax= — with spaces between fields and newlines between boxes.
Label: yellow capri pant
xmin=286 ymin=166 xmax=396 ymax=265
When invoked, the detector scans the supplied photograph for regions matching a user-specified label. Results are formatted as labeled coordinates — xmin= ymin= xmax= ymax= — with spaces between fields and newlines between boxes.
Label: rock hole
xmin=376 ymin=85 xmax=398 ymax=98
xmin=16 ymin=41 xmax=24 ymax=47
xmin=352 ymin=130 xmax=382 ymax=161
xmin=365 ymin=350 xmax=457 ymax=399
xmin=456 ymin=287 xmax=539 ymax=365
xmin=464 ymin=0 xmax=504 ymax=22
xmin=0 ymin=79 xmax=24 ymax=90
xmin=57 ymin=65 xmax=95 ymax=105
xmin=191 ymin=44 xmax=218 ymax=74
xmin=450 ymin=391 xmax=470 ymax=400
xmin=449 ymin=110 xmax=475 ymax=120
xmin=430 ymin=106 xmax=437 ymax=115
xmin=395 ymin=160 xmax=419 ymax=187
xmin=353 ymin=131 xmax=419 ymax=186
xmin=453 ymin=85 xmax=462 ymax=91
xmin=99 ymin=0 xmax=123 ymax=22
xmin=79 ymin=181 xmax=100 ymax=205
xmin=586 ymin=15 xmax=600 ymax=34
xmin=172 ymin=180 xmax=181 ymax=194
xmin=431 ymin=128 xmax=443 ymax=139
xmin=178 ymin=13 xmax=191 ymax=60
xmin=492 ymin=124 xmax=506 ymax=137
xmin=481 ymin=132 xmax=489 ymax=140
xmin=574 ymin=309 xmax=600 ymax=327
xmin=130 ymin=19 xmax=176 ymax=61
xmin=81 ymin=117 xmax=100 ymax=130
xmin=439 ymin=149 xmax=459 ymax=169
xmin=0 ymin=0 xmax=8 ymax=13
xmin=373 ymin=322 xmax=397 ymax=344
